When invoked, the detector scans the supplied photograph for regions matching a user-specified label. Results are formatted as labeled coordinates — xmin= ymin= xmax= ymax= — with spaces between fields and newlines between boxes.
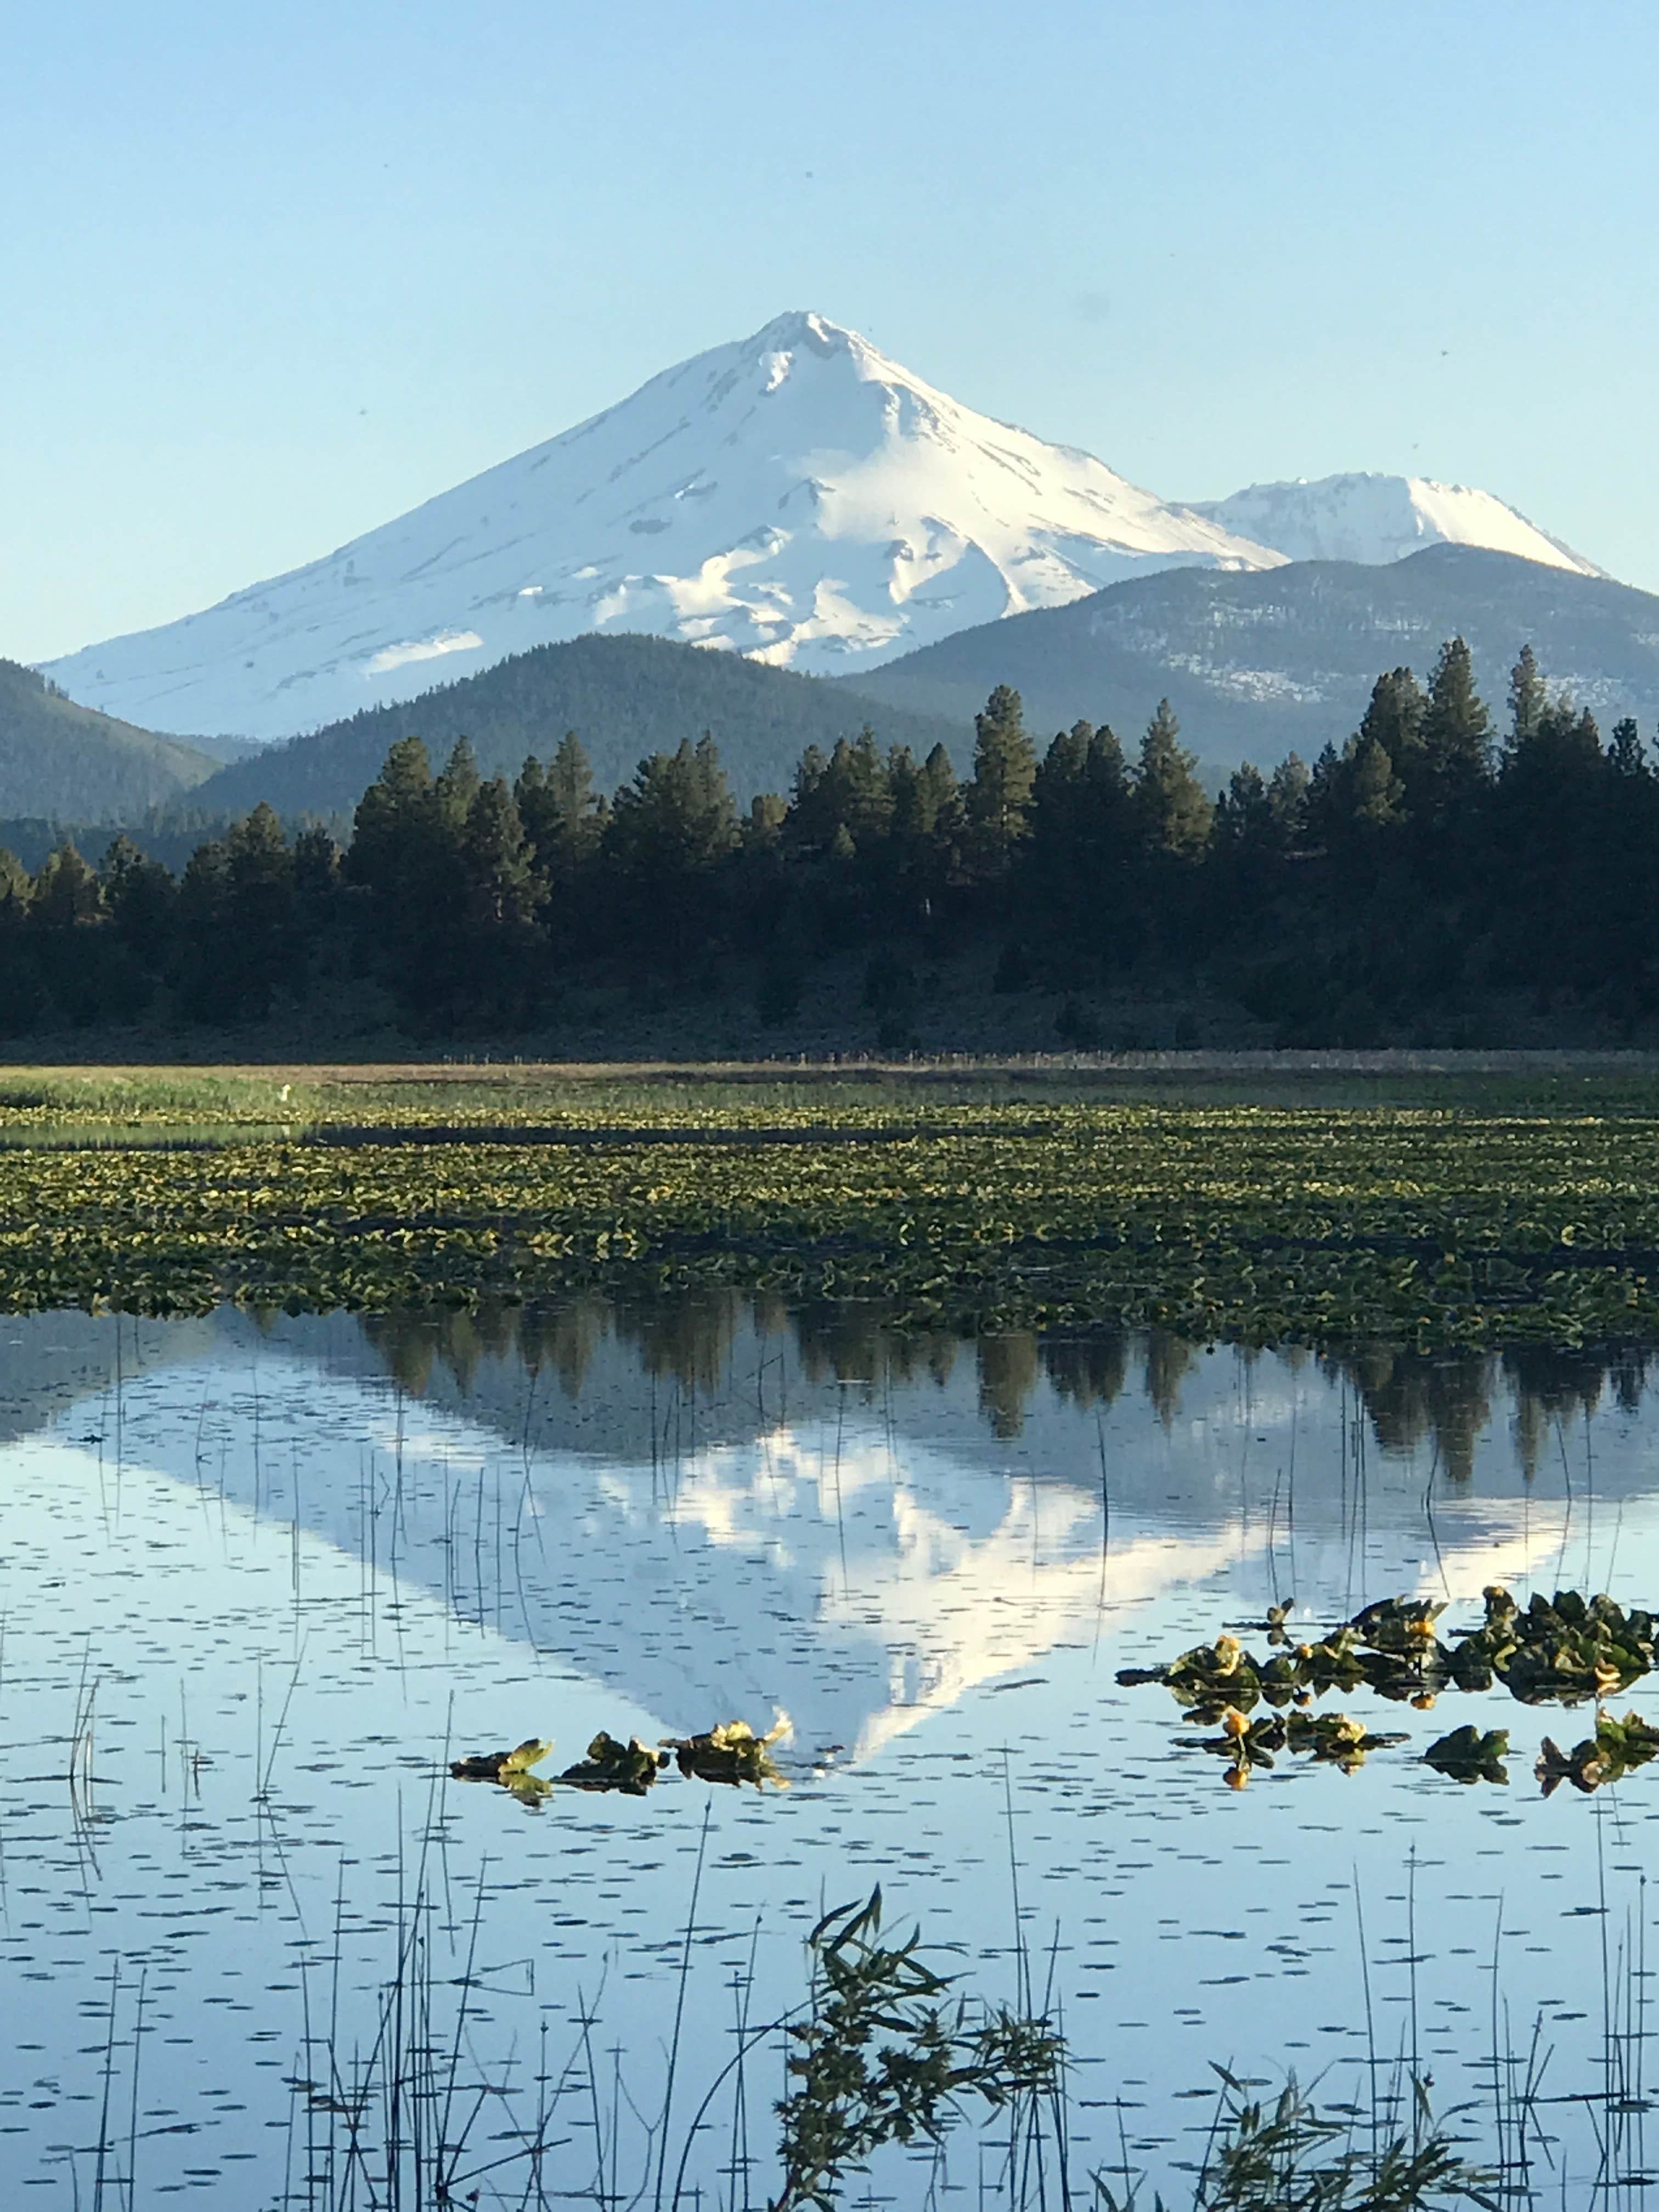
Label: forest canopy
xmin=1 ymin=638 xmax=1654 ymax=1047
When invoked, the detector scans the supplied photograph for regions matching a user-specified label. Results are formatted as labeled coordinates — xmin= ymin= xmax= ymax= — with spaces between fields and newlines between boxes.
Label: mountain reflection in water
xmin=4 ymin=1293 xmax=1659 ymax=2204
xmin=0 ymin=1293 xmax=1646 ymax=1764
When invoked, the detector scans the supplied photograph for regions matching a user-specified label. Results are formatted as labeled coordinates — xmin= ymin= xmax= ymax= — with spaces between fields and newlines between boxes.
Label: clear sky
xmin=6 ymin=0 xmax=1656 ymax=663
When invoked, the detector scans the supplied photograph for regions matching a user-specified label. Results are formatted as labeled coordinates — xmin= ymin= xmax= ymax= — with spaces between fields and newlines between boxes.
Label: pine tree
xmin=461 ymin=778 xmax=539 ymax=932
xmin=1508 ymin=644 xmax=1547 ymax=752
xmin=294 ymin=826 xmax=341 ymax=903
xmin=1303 ymin=741 xmax=1346 ymax=851
xmin=101 ymin=836 xmax=174 ymax=965
xmin=227 ymin=803 xmax=291 ymax=891
xmin=605 ymin=736 xmax=739 ymax=953
xmin=0 ymin=847 xmax=31 ymax=913
xmin=1359 ymin=668 xmax=1426 ymax=762
xmin=1348 ymin=735 xmax=1405 ymax=832
xmin=517 ymin=731 xmax=605 ymax=889
xmin=1214 ymin=762 xmax=1271 ymax=849
xmin=785 ymin=729 xmax=892 ymax=857
xmin=1609 ymin=717 xmax=1646 ymax=779
xmin=1029 ymin=719 xmax=1133 ymax=932
xmin=743 ymin=793 xmax=787 ymax=850
xmin=433 ymin=737 xmax=482 ymax=832
xmin=966 ymin=686 xmax=1037 ymax=873
xmin=1419 ymin=638 xmax=1492 ymax=830
xmin=1135 ymin=699 xmax=1211 ymax=859
xmin=31 ymin=843 xmax=101 ymax=928
xmin=1083 ymin=724 xmax=1129 ymax=810
xmin=348 ymin=737 xmax=435 ymax=894
xmin=1267 ymin=754 xmax=1310 ymax=847
xmin=916 ymin=744 xmax=961 ymax=837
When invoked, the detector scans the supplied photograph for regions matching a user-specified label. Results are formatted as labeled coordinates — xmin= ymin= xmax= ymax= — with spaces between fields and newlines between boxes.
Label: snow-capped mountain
xmin=43 ymin=321 xmax=1607 ymax=744
xmin=1187 ymin=471 xmax=1600 ymax=576
xmin=43 ymin=312 xmax=1282 ymax=740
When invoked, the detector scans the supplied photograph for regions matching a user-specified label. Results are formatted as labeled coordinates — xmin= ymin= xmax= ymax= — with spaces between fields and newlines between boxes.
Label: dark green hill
xmin=189 ymin=631 xmax=970 ymax=814
xmin=841 ymin=547 xmax=1659 ymax=774
xmin=0 ymin=661 xmax=221 ymax=819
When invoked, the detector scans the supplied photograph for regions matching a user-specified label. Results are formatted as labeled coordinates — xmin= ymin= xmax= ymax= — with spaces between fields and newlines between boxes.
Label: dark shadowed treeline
xmin=2 ymin=636 xmax=1656 ymax=1043
xmin=359 ymin=1289 xmax=1652 ymax=1479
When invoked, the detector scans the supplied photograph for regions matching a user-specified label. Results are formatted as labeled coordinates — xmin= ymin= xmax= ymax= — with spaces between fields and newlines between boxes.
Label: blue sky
xmin=6 ymin=0 xmax=1656 ymax=662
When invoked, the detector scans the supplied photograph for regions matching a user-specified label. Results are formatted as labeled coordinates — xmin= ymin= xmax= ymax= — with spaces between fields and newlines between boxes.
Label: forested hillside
xmin=3 ymin=631 xmax=1658 ymax=1052
xmin=189 ymin=632 xmax=968 ymax=815
xmin=844 ymin=546 xmax=1659 ymax=776
xmin=0 ymin=662 xmax=221 ymax=818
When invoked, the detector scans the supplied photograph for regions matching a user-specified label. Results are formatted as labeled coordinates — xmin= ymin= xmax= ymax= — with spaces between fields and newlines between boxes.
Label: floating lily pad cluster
xmin=1120 ymin=1585 xmax=1659 ymax=1793
xmin=1426 ymin=1710 xmax=1659 ymax=1792
xmin=1536 ymin=1710 xmax=1659 ymax=1795
xmin=449 ymin=1713 xmax=792 ymax=1811
xmin=1175 ymin=1707 xmax=1409 ymax=1787
xmin=663 ymin=1716 xmax=793 ymax=1788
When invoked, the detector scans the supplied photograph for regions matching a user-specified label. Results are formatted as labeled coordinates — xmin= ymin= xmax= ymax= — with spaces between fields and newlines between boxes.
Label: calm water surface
xmin=2 ymin=1297 xmax=1658 ymax=2205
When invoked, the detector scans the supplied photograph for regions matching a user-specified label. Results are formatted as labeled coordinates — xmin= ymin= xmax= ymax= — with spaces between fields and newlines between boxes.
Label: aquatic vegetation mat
xmin=1122 ymin=1585 xmax=1659 ymax=1792
xmin=13 ymin=1096 xmax=1659 ymax=1349
xmin=449 ymin=1716 xmax=792 ymax=1807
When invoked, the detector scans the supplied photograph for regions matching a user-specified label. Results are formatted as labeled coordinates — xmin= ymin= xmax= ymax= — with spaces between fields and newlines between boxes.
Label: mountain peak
xmin=1188 ymin=471 xmax=1600 ymax=577
xmin=748 ymin=308 xmax=851 ymax=352
xmin=41 ymin=323 xmax=1606 ymax=745
xmin=44 ymin=318 xmax=1279 ymax=738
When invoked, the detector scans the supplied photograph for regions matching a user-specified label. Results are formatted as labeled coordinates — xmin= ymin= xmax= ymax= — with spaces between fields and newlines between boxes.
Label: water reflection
xmin=347 ymin=1291 xmax=1659 ymax=1481
xmin=4 ymin=1295 xmax=1659 ymax=2204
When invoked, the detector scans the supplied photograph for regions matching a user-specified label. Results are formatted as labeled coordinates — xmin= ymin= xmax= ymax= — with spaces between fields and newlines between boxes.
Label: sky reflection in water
xmin=0 ymin=1297 xmax=1657 ymax=2205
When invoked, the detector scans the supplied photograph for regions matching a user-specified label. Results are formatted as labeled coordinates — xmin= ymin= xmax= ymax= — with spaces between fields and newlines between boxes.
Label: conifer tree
xmin=434 ymin=737 xmax=482 ymax=831
xmin=517 ymin=732 xmax=604 ymax=891
xmin=548 ymin=729 xmax=599 ymax=830
xmin=228 ymin=803 xmax=291 ymax=889
xmin=1030 ymin=719 xmax=1133 ymax=927
xmin=1609 ymin=717 xmax=1647 ymax=779
xmin=916 ymin=744 xmax=961 ymax=837
xmin=1267 ymin=754 xmax=1310 ymax=848
xmin=743 ymin=793 xmax=787 ymax=849
xmin=461 ymin=778 xmax=539 ymax=932
xmin=348 ymin=737 xmax=435 ymax=894
xmin=606 ymin=737 xmax=738 ymax=900
xmin=1135 ymin=699 xmax=1211 ymax=859
xmin=1083 ymin=723 xmax=1130 ymax=809
xmin=1359 ymin=668 xmax=1426 ymax=766
xmin=966 ymin=686 xmax=1037 ymax=873
xmin=212 ymin=805 xmax=300 ymax=1018
xmin=1303 ymin=741 xmax=1346 ymax=851
xmin=1419 ymin=638 xmax=1492 ymax=828
xmin=1348 ymin=734 xmax=1405 ymax=832
xmin=1214 ymin=762 xmax=1271 ymax=849
xmin=294 ymin=826 xmax=341 ymax=904
xmin=31 ymin=842 xmax=101 ymax=928
xmin=101 ymin=836 xmax=175 ymax=964
xmin=1508 ymin=644 xmax=1547 ymax=752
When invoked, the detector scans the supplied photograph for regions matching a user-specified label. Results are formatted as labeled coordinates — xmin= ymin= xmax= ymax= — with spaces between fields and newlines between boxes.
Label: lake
xmin=1 ymin=1294 xmax=1656 ymax=2206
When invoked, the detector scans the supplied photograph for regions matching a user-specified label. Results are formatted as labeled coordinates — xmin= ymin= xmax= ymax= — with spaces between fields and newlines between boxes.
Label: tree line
xmin=0 ymin=634 xmax=1654 ymax=1043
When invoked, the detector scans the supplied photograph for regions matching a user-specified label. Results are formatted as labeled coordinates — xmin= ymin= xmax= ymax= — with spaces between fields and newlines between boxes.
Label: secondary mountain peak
xmin=1188 ymin=471 xmax=1600 ymax=577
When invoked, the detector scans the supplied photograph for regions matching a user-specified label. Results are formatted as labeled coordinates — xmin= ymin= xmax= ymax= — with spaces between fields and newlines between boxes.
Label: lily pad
xmin=664 ymin=1712 xmax=793 ymax=1790
xmin=1537 ymin=1710 xmax=1659 ymax=1797
xmin=1424 ymin=1725 xmax=1510 ymax=1785
xmin=557 ymin=1731 xmax=668 ymax=1795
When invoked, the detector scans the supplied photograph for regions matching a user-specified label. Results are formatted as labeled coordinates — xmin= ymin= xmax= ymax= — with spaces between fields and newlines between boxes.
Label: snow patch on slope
xmin=1187 ymin=472 xmax=1600 ymax=577
xmin=42 ymin=311 xmax=1281 ymax=740
xmin=366 ymin=629 xmax=485 ymax=676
